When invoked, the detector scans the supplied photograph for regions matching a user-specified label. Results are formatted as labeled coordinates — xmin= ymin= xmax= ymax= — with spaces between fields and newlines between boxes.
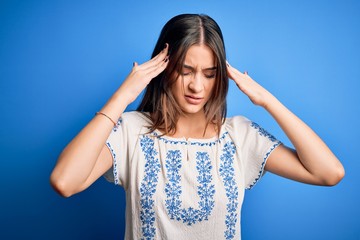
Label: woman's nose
xmin=188 ymin=73 xmax=203 ymax=93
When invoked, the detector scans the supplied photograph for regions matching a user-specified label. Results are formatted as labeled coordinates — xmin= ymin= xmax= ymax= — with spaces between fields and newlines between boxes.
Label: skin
xmin=227 ymin=62 xmax=345 ymax=185
xmin=50 ymin=43 xmax=344 ymax=198
xmin=170 ymin=44 xmax=217 ymax=139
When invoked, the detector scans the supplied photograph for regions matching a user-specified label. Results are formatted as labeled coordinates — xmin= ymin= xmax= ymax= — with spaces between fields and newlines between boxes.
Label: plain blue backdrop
xmin=1 ymin=0 xmax=359 ymax=239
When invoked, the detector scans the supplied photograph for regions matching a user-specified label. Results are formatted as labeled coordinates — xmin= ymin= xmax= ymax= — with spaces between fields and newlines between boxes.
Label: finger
xmin=149 ymin=43 xmax=169 ymax=63
xmin=226 ymin=61 xmax=237 ymax=73
xmin=147 ymin=56 xmax=169 ymax=79
xmin=140 ymin=52 xmax=168 ymax=71
xmin=143 ymin=54 xmax=169 ymax=75
xmin=229 ymin=65 xmax=246 ymax=77
xmin=226 ymin=61 xmax=237 ymax=79
xmin=147 ymin=44 xmax=169 ymax=67
xmin=139 ymin=43 xmax=169 ymax=70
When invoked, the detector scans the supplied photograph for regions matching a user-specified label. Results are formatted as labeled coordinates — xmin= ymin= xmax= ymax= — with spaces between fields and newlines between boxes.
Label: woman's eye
xmin=182 ymin=71 xmax=191 ymax=76
xmin=205 ymin=74 xmax=216 ymax=79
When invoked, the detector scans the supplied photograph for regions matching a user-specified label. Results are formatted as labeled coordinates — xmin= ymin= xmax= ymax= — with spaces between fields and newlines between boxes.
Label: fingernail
xmin=163 ymin=43 xmax=168 ymax=49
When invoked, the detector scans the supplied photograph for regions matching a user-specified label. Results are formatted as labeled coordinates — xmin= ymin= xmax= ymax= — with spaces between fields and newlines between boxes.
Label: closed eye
xmin=181 ymin=71 xmax=192 ymax=76
xmin=204 ymin=69 xmax=216 ymax=79
xmin=205 ymin=74 xmax=216 ymax=79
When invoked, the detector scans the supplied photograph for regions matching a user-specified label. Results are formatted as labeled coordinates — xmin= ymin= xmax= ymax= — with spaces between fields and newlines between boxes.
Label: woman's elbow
xmin=323 ymin=165 xmax=345 ymax=186
xmin=50 ymin=173 xmax=77 ymax=198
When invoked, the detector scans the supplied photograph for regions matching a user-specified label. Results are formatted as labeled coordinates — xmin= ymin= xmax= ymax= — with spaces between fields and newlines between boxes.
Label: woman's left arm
xmin=227 ymin=63 xmax=345 ymax=186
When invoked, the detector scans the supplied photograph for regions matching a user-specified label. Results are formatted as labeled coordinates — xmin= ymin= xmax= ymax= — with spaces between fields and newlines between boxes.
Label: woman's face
xmin=171 ymin=44 xmax=217 ymax=116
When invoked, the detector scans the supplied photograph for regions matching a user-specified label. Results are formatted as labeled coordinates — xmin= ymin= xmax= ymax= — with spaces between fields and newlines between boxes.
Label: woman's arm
xmin=227 ymin=62 xmax=345 ymax=186
xmin=50 ymin=45 xmax=169 ymax=197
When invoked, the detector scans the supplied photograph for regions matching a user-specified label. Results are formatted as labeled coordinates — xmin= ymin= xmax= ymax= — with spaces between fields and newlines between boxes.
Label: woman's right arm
xmin=50 ymin=44 xmax=169 ymax=197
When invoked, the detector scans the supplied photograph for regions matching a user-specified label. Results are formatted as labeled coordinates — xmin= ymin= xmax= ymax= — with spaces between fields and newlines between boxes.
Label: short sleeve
xmin=103 ymin=111 xmax=150 ymax=189
xmin=227 ymin=116 xmax=282 ymax=190
xmin=243 ymin=121 xmax=282 ymax=189
xmin=103 ymin=116 xmax=128 ymax=187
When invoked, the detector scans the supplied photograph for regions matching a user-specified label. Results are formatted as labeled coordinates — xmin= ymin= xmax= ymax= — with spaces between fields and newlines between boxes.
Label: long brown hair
xmin=137 ymin=14 xmax=228 ymax=136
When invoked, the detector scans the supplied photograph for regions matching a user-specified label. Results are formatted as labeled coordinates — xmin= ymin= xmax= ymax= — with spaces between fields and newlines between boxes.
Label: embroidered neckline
xmin=149 ymin=118 xmax=227 ymax=144
xmin=151 ymin=131 xmax=229 ymax=146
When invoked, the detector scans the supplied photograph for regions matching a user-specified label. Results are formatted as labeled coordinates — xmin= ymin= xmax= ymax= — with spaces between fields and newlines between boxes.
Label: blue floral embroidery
xmin=139 ymin=136 xmax=161 ymax=240
xmin=246 ymin=141 xmax=282 ymax=189
xmin=248 ymin=121 xmax=282 ymax=189
xmin=250 ymin=121 xmax=277 ymax=142
xmin=190 ymin=132 xmax=228 ymax=146
xmin=219 ymin=142 xmax=238 ymax=240
xmin=113 ymin=118 xmax=122 ymax=132
xmin=106 ymin=141 xmax=119 ymax=185
xmin=153 ymin=131 xmax=229 ymax=147
xmin=164 ymin=150 xmax=215 ymax=226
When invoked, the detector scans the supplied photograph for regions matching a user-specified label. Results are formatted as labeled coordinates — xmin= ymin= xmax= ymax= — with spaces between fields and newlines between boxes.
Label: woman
xmin=50 ymin=14 xmax=344 ymax=239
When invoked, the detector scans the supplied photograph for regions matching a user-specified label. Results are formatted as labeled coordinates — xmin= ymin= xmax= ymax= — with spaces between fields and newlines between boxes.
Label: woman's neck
xmin=171 ymin=112 xmax=217 ymax=139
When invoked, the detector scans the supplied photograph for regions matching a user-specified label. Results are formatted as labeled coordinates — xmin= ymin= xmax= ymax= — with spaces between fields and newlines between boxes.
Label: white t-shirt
xmin=104 ymin=111 xmax=281 ymax=240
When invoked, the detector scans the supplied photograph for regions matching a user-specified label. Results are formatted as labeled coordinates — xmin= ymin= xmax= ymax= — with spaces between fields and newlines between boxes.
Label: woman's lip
xmin=184 ymin=95 xmax=203 ymax=104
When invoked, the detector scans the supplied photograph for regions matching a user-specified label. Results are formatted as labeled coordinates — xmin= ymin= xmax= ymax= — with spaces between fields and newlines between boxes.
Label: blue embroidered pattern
xmin=246 ymin=141 xmax=282 ymax=189
xmin=219 ymin=142 xmax=238 ymax=240
xmin=247 ymin=121 xmax=282 ymax=189
xmin=250 ymin=121 xmax=277 ymax=142
xmin=152 ymin=131 xmax=229 ymax=147
xmin=164 ymin=150 xmax=215 ymax=226
xmin=113 ymin=118 xmax=122 ymax=132
xmin=106 ymin=142 xmax=119 ymax=185
xmin=139 ymin=136 xmax=161 ymax=240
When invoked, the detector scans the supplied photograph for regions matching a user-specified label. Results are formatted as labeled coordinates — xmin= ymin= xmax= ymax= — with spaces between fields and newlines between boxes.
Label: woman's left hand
xmin=227 ymin=61 xmax=272 ymax=108
xmin=226 ymin=62 xmax=344 ymax=186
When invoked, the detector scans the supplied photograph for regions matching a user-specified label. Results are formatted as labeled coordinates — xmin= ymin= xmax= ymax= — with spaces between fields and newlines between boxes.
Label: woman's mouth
xmin=184 ymin=95 xmax=203 ymax=105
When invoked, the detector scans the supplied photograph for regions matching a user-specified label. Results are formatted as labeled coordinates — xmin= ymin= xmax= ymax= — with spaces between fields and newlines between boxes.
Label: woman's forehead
xmin=183 ymin=44 xmax=216 ymax=68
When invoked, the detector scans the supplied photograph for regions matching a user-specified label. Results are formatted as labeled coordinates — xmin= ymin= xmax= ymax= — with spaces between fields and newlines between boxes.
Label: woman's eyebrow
xmin=203 ymin=66 xmax=217 ymax=71
xmin=183 ymin=64 xmax=217 ymax=71
xmin=183 ymin=64 xmax=194 ymax=70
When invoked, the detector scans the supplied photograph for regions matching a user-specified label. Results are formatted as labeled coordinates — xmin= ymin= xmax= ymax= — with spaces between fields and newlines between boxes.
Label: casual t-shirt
xmin=104 ymin=111 xmax=282 ymax=240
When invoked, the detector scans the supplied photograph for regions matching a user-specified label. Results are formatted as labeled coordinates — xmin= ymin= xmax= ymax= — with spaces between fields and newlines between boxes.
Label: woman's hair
xmin=137 ymin=13 xmax=228 ymax=136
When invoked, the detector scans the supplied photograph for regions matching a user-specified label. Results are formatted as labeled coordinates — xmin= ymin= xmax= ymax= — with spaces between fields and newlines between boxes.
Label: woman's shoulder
xmin=224 ymin=115 xmax=279 ymax=143
xmin=120 ymin=111 xmax=151 ymax=127
xmin=122 ymin=111 xmax=149 ymax=120
xmin=223 ymin=115 xmax=255 ymax=134
xmin=224 ymin=115 xmax=251 ymax=126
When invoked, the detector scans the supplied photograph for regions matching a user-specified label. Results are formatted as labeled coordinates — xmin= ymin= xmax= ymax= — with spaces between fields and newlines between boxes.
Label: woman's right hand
xmin=50 ymin=44 xmax=169 ymax=197
xmin=119 ymin=43 xmax=169 ymax=104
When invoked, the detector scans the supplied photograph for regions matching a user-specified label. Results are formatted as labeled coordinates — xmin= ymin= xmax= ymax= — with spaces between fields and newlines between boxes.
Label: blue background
xmin=1 ymin=0 xmax=359 ymax=239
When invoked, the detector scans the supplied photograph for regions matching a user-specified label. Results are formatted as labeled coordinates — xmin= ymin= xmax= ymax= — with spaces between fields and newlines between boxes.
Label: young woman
xmin=50 ymin=14 xmax=345 ymax=239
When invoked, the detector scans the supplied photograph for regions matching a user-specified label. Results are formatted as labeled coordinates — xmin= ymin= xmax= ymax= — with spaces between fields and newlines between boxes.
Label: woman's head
xmin=138 ymin=13 xmax=228 ymax=135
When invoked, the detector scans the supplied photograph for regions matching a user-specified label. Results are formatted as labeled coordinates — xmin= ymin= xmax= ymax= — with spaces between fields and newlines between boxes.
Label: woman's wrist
xmin=100 ymin=89 xmax=132 ymax=122
xmin=261 ymin=91 xmax=278 ymax=111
